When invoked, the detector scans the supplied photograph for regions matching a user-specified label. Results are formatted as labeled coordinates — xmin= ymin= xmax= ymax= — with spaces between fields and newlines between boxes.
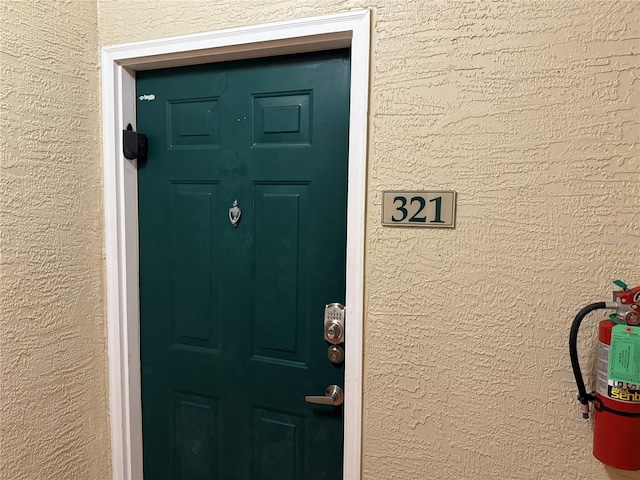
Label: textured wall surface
xmin=0 ymin=1 xmax=111 ymax=479
xmin=364 ymin=2 xmax=640 ymax=480
xmin=97 ymin=2 xmax=640 ymax=479
xmin=2 ymin=1 xmax=637 ymax=479
xmin=101 ymin=1 xmax=637 ymax=479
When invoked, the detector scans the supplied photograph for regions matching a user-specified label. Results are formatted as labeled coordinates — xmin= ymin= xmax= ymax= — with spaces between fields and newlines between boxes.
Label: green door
xmin=137 ymin=50 xmax=350 ymax=480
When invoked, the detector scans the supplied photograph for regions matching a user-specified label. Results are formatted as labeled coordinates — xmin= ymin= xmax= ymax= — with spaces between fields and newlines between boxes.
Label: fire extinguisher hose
xmin=569 ymin=302 xmax=609 ymax=417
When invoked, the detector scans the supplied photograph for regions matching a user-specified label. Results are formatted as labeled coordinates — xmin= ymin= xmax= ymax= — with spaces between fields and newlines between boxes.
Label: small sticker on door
xmin=139 ymin=94 xmax=156 ymax=101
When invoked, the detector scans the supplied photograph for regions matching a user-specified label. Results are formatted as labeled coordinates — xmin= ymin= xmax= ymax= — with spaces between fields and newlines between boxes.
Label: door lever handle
xmin=305 ymin=385 xmax=344 ymax=406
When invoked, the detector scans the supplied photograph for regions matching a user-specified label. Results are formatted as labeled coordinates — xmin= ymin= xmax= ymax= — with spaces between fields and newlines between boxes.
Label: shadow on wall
xmin=604 ymin=466 xmax=640 ymax=480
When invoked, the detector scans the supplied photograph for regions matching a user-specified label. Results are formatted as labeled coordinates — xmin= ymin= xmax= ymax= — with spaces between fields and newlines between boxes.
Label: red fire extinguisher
xmin=570 ymin=280 xmax=640 ymax=471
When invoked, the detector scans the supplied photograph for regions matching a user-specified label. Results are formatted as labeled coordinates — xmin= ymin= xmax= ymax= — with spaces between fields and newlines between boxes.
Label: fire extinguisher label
xmin=597 ymin=341 xmax=640 ymax=403
xmin=608 ymin=325 xmax=640 ymax=385
xmin=596 ymin=342 xmax=609 ymax=397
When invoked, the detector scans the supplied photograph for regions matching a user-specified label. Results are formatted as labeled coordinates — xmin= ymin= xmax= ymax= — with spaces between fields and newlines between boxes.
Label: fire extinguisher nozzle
xmin=582 ymin=412 xmax=590 ymax=419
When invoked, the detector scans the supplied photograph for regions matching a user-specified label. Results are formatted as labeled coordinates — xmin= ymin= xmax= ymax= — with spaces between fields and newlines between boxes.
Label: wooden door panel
xmin=169 ymin=182 xmax=222 ymax=350
xmin=167 ymin=97 xmax=220 ymax=149
xmin=252 ymin=408 xmax=305 ymax=480
xmin=173 ymin=392 xmax=220 ymax=480
xmin=253 ymin=92 xmax=311 ymax=146
xmin=252 ymin=184 xmax=310 ymax=365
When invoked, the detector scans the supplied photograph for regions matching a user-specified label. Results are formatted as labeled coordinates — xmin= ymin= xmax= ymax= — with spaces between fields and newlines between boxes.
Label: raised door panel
xmin=170 ymin=182 xmax=221 ymax=351
xmin=252 ymin=183 xmax=310 ymax=366
xmin=173 ymin=392 xmax=220 ymax=480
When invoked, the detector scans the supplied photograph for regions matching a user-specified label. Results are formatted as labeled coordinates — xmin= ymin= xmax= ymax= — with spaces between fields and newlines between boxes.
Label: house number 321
xmin=382 ymin=191 xmax=457 ymax=228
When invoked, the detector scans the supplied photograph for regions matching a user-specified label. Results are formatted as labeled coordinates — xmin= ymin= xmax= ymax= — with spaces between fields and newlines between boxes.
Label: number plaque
xmin=382 ymin=191 xmax=456 ymax=227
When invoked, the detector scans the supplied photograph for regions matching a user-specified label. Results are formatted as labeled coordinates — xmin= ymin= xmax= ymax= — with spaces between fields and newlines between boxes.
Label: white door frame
xmin=101 ymin=10 xmax=370 ymax=480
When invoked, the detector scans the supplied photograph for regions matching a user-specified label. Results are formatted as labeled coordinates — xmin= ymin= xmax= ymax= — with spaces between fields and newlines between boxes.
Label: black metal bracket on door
xmin=123 ymin=123 xmax=148 ymax=160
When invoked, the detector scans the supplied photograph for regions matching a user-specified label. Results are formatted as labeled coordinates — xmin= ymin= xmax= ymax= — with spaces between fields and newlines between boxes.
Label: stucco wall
xmin=97 ymin=2 xmax=640 ymax=478
xmin=0 ymin=1 xmax=111 ymax=479
xmin=2 ymin=1 xmax=637 ymax=480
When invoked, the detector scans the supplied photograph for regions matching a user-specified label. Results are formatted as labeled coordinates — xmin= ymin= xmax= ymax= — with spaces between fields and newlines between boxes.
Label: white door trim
xmin=101 ymin=10 xmax=370 ymax=480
